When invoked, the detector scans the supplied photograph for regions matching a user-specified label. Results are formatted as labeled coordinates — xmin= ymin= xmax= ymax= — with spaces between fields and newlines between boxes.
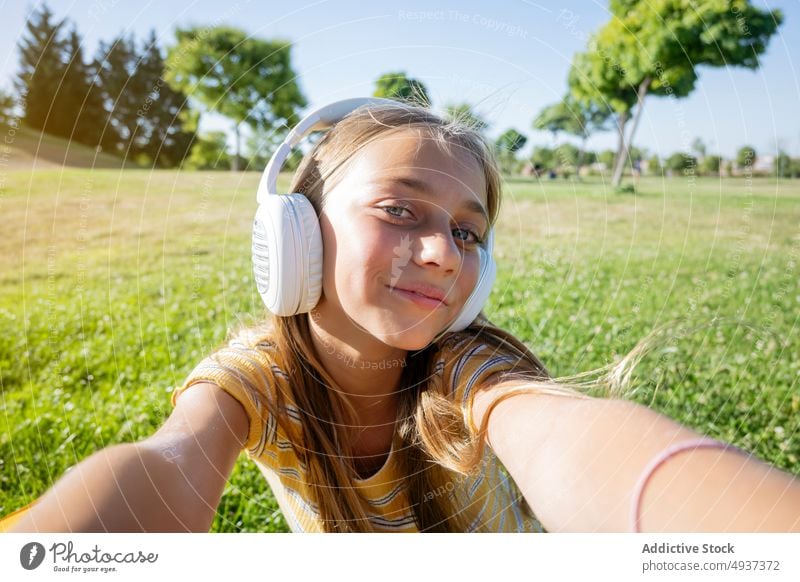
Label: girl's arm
xmin=472 ymin=381 xmax=800 ymax=532
xmin=8 ymin=382 xmax=248 ymax=532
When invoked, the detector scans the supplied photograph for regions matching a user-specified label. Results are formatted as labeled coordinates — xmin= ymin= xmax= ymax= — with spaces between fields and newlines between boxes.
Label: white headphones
xmin=252 ymin=97 xmax=496 ymax=338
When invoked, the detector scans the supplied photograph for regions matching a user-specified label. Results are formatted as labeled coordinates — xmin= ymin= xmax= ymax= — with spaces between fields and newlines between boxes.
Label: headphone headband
xmin=257 ymin=97 xmax=400 ymax=203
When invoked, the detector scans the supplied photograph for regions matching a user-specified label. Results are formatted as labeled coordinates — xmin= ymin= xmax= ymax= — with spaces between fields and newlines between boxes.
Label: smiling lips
xmin=387 ymin=283 xmax=448 ymax=308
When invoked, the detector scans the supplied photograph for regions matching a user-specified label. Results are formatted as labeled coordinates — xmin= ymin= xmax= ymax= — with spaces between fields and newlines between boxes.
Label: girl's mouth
xmin=386 ymin=286 xmax=447 ymax=309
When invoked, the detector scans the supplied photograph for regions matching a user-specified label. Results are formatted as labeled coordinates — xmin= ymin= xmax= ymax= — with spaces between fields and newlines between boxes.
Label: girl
xmin=4 ymin=98 xmax=800 ymax=533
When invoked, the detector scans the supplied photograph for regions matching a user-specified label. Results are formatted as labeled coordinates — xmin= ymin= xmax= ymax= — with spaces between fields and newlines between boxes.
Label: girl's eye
xmin=453 ymin=227 xmax=482 ymax=245
xmin=382 ymin=205 xmax=411 ymax=218
xmin=381 ymin=205 xmax=483 ymax=246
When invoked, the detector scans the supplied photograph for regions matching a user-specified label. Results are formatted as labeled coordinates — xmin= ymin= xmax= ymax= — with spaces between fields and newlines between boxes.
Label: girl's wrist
xmin=630 ymin=437 xmax=749 ymax=533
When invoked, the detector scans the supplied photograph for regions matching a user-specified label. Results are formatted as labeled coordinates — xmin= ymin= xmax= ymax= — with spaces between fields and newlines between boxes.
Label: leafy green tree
xmin=598 ymin=149 xmax=616 ymax=170
xmin=700 ymin=155 xmax=722 ymax=176
xmin=58 ymin=27 xmax=105 ymax=147
xmin=496 ymin=128 xmax=527 ymax=154
xmin=647 ymin=155 xmax=662 ymax=174
xmin=16 ymin=3 xmax=68 ymax=135
xmin=665 ymin=152 xmax=697 ymax=174
xmin=135 ymin=31 xmax=195 ymax=167
xmin=95 ymin=33 xmax=141 ymax=154
xmin=185 ymin=131 xmax=231 ymax=170
xmin=554 ymin=143 xmax=580 ymax=169
xmin=629 ymin=146 xmax=647 ymax=163
xmin=788 ymin=158 xmax=800 ymax=179
xmin=166 ymin=27 xmax=306 ymax=171
xmin=775 ymin=152 xmax=792 ymax=178
xmin=16 ymin=6 xmax=106 ymax=148
xmin=582 ymin=150 xmax=598 ymax=165
xmin=534 ymin=96 xmax=611 ymax=178
xmin=444 ymin=103 xmax=488 ymax=133
xmin=373 ymin=71 xmax=430 ymax=107
xmin=95 ymin=32 xmax=194 ymax=166
xmin=570 ymin=0 xmax=783 ymax=187
xmin=724 ymin=160 xmax=734 ymax=176
xmin=533 ymin=100 xmax=575 ymax=144
xmin=530 ymin=146 xmax=555 ymax=171
xmin=736 ymin=146 xmax=757 ymax=170
xmin=495 ymin=128 xmax=527 ymax=175
xmin=0 ymin=88 xmax=15 ymax=123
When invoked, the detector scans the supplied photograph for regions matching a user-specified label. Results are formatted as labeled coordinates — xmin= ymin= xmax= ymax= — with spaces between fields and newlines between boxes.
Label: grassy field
xmin=1 ymin=169 xmax=798 ymax=532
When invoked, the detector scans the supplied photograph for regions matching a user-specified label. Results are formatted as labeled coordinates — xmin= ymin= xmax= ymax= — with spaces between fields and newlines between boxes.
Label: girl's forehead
xmin=344 ymin=129 xmax=487 ymax=201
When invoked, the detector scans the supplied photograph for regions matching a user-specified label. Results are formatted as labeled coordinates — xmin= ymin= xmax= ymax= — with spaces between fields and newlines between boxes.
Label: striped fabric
xmin=171 ymin=328 xmax=547 ymax=533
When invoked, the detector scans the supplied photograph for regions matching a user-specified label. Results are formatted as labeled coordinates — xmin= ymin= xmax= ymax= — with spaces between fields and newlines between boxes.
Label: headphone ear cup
xmin=252 ymin=194 xmax=323 ymax=316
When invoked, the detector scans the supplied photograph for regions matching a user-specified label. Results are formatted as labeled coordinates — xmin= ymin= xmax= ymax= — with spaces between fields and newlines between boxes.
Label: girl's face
xmin=315 ymin=129 xmax=489 ymax=352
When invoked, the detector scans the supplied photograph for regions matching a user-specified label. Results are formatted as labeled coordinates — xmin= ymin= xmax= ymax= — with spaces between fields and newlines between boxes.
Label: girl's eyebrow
xmin=372 ymin=176 xmax=489 ymax=225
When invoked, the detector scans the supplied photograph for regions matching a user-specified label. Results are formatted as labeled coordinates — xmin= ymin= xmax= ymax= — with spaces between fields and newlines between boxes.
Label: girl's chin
xmin=374 ymin=325 xmax=443 ymax=350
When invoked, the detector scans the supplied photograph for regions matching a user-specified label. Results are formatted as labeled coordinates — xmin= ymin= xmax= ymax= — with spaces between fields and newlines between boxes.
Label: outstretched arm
xmin=472 ymin=380 xmax=800 ymax=532
xmin=8 ymin=382 xmax=247 ymax=532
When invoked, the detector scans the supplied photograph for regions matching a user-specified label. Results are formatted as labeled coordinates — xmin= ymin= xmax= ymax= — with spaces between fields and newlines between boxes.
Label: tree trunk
xmin=576 ymin=135 xmax=587 ymax=182
xmin=612 ymin=76 xmax=651 ymax=188
xmin=610 ymin=110 xmax=629 ymax=187
xmin=233 ymin=122 xmax=240 ymax=172
xmin=625 ymin=76 xmax=651 ymax=176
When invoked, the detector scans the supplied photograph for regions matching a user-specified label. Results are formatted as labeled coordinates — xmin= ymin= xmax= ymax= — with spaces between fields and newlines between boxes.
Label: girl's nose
xmin=415 ymin=230 xmax=461 ymax=274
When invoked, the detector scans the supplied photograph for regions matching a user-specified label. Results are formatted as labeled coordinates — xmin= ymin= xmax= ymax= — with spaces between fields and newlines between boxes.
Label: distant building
xmin=753 ymin=155 xmax=774 ymax=174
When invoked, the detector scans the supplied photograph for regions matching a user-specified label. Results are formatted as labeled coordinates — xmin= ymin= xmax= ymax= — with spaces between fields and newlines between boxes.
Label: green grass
xmin=1 ymin=169 xmax=798 ymax=532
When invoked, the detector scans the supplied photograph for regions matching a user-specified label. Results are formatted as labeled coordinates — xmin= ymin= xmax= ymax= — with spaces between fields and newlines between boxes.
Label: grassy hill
xmin=1 ymin=122 xmax=133 ymax=169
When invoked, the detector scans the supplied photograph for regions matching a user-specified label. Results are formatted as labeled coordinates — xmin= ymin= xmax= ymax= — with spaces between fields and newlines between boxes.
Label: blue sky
xmin=1 ymin=0 xmax=797 ymax=159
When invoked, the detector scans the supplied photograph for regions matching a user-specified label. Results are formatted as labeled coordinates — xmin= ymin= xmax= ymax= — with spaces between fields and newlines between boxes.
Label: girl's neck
xmin=307 ymin=308 xmax=407 ymax=427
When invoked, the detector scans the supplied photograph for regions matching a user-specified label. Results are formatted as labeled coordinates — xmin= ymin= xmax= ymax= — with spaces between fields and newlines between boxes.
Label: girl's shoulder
xmin=430 ymin=315 xmax=546 ymax=405
xmin=171 ymin=327 xmax=290 ymax=456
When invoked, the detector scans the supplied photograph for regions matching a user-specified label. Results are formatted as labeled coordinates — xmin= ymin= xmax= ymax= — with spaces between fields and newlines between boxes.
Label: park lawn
xmin=0 ymin=169 xmax=798 ymax=532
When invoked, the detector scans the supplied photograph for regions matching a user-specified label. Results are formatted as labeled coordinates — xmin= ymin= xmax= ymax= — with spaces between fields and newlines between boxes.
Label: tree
xmin=582 ymin=150 xmax=598 ymax=166
xmin=788 ymin=158 xmax=800 ymax=179
xmin=691 ymin=137 xmax=707 ymax=159
xmin=0 ymin=88 xmax=18 ymax=123
xmin=94 ymin=33 xmax=141 ymax=154
xmin=135 ymin=30 xmax=195 ymax=167
xmin=373 ymin=71 xmax=430 ymax=107
xmin=665 ymin=152 xmax=697 ymax=174
xmin=736 ymin=146 xmax=757 ymax=170
xmin=775 ymin=152 xmax=792 ymax=178
xmin=629 ymin=146 xmax=647 ymax=164
xmin=16 ymin=6 xmax=106 ymax=148
xmin=532 ymin=100 xmax=575 ymax=145
xmin=647 ymin=155 xmax=662 ymax=175
xmin=554 ymin=143 xmax=580 ymax=169
xmin=184 ymin=131 xmax=231 ymax=170
xmin=530 ymin=146 xmax=555 ymax=172
xmin=700 ymin=155 xmax=721 ymax=176
xmin=564 ymin=96 xmax=612 ymax=177
xmin=570 ymin=0 xmax=783 ymax=188
xmin=16 ymin=3 xmax=68 ymax=135
xmin=95 ymin=32 xmax=194 ymax=166
xmin=495 ymin=128 xmax=527 ymax=175
xmin=165 ymin=26 xmax=306 ymax=171
xmin=598 ymin=149 xmax=616 ymax=170
xmin=444 ymin=103 xmax=488 ymax=133
xmin=58 ymin=27 xmax=105 ymax=147
xmin=496 ymin=128 xmax=527 ymax=154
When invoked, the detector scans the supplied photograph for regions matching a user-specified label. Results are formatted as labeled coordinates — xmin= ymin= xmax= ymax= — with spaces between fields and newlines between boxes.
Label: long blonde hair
xmin=231 ymin=102 xmax=606 ymax=531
